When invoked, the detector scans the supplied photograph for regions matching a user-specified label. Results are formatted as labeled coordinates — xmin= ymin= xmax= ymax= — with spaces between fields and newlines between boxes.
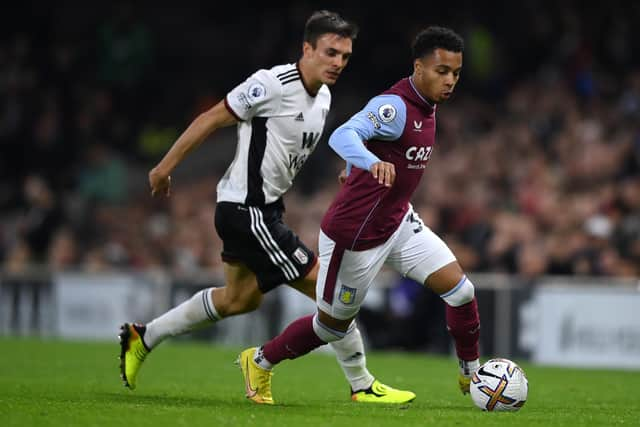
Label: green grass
xmin=0 ymin=338 xmax=638 ymax=427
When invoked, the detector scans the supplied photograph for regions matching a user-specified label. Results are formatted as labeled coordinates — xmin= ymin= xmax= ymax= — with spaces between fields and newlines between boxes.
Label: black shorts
xmin=214 ymin=200 xmax=316 ymax=293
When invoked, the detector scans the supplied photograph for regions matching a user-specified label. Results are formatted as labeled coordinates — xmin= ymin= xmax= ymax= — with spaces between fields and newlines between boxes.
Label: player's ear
xmin=413 ymin=58 xmax=423 ymax=76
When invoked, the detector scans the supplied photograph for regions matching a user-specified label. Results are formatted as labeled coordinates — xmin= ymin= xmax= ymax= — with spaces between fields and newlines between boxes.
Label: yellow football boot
xmin=118 ymin=323 xmax=150 ymax=390
xmin=238 ymin=347 xmax=274 ymax=405
xmin=351 ymin=380 xmax=416 ymax=404
xmin=458 ymin=373 xmax=471 ymax=395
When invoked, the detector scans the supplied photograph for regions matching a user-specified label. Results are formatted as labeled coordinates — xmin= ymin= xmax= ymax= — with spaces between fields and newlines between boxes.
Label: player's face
xmin=304 ymin=33 xmax=353 ymax=86
xmin=413 ymin=48 xmax=462 ymax=103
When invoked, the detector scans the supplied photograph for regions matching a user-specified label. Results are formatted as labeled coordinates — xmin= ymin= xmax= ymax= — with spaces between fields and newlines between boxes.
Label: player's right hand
xmin=149 ymin=167 xmax=171 ymax=197
xmin=370 ymin=161 xmax=396 ymax=187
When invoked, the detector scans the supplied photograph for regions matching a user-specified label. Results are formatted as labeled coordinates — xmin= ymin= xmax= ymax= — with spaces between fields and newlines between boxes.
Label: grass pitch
xmin=0 ymin=337 xmax=638 ymax=426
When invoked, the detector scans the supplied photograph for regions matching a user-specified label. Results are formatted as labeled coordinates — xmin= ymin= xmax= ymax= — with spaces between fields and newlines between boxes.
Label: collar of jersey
xmin=296 ymin=61 xmax=319 ymax=98
xmin=408 ymin=76 xmax=434 ymax=109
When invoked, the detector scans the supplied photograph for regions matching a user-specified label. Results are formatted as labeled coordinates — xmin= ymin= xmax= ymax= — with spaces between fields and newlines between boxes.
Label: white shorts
xmin=316 ymin=207 xmax=457 ymax=319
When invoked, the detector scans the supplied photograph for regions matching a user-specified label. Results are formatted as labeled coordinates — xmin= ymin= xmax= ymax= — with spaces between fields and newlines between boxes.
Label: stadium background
xmin=1 ymin=1 xmax=639 ymax=365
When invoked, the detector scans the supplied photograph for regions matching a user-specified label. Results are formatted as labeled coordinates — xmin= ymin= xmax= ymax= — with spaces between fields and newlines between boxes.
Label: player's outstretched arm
xmin=149 ymin=101 xmax=237 ymax=196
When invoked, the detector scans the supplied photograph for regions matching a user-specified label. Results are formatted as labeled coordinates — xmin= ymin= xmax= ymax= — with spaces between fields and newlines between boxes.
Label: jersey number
xmin=407 ymin=212 xmax=424 ymax=234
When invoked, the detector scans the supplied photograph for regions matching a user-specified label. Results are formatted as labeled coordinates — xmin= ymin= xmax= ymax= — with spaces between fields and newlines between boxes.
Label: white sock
xmin=330 ymin=325 xmax=375 ymax=392
xmin=459 ymin=358 xmax=480 ymax=377
xmin=145 ymin=288 xmax=220 ymax=349
xmin=254 ymin=347 xmax=273 ymax=371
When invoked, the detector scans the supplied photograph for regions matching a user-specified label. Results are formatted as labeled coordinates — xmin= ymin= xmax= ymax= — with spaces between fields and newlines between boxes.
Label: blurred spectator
xmin=18 ymin=175 xmax=62 ymax=262
xmin=77 ymin=143 xmax=128 ymax=205
xmin=3 ymin=239 xmax=31 ymax=273
xmin=82 ymin=245 xmax=109 ymax=273
xmin=46 ymin=227 xmax=77 ymax=271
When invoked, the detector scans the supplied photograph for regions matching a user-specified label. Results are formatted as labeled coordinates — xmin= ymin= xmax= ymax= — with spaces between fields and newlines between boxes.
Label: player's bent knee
xmin=440 ymin=275 xmax=475 ymax=307
xmin=312 ymin=314 xmax=354 ymax=343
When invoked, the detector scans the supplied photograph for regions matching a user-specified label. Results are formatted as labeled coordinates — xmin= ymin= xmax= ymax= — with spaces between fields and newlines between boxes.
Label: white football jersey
xmin=217 ymin=63 xmax=331 ymax=206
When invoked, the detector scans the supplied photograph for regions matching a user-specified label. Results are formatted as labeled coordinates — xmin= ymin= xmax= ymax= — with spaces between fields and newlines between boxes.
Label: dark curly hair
xmin=412 ymin=26 xmax=464 ymax=60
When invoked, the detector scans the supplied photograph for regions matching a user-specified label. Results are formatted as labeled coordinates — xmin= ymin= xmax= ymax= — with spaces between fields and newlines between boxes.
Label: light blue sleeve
xmin=328 ymin=94 xmax=406 ymax=173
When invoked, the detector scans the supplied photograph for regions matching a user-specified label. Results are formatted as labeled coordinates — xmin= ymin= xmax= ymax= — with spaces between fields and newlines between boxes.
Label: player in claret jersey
xmin=118 ymin=10 xmax=414 ymax=405
xmin=241 ymin=26 xmax=481 ymax=404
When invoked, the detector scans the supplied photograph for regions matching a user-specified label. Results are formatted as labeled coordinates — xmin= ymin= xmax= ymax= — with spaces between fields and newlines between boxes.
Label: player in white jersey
xmin=217 ymin=62 xmax=331 ymax=207
xmin=118 ymin=10 xmax=415 ymax=405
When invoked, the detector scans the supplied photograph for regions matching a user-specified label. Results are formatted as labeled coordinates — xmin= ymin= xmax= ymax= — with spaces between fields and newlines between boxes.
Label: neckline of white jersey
xmin=408 ymin=76 xmax=434 ymax=108
xmin=296 ymin=61 xmax=320 ymax=98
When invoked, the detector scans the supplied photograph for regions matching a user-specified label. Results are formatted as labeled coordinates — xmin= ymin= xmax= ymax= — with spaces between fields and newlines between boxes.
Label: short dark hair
xmin=304 ymin=10 xmax=358 ymax=47
xmin=412 ymin=26 xmax=464 ymax=60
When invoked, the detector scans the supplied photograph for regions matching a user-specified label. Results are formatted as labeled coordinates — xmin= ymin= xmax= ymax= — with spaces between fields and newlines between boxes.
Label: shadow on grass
xmin=94 ymin=392 xmax=248 ymax=409
xmin=93 ymin=391 xmax=315 ymax=409
xmin=92 ymin=392 xmax=452 ymax=412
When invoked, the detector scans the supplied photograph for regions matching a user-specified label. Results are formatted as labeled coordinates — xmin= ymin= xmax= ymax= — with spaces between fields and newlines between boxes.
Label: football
xmin=470 ymin=358 xmax=528 ymax=412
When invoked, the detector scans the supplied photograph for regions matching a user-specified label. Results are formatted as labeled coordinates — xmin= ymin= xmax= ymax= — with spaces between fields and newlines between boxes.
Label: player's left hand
xmin=370 ymin=161 xmax=396 ymax=187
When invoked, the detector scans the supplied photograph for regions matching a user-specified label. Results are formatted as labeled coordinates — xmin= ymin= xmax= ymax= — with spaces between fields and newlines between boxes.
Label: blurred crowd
xmin=1 ymin=2 xmax=639 ymax=280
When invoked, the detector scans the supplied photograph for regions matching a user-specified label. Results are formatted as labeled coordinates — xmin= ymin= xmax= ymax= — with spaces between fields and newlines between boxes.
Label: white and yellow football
xmin=470 ymin=358 xmax=528 ymax=412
